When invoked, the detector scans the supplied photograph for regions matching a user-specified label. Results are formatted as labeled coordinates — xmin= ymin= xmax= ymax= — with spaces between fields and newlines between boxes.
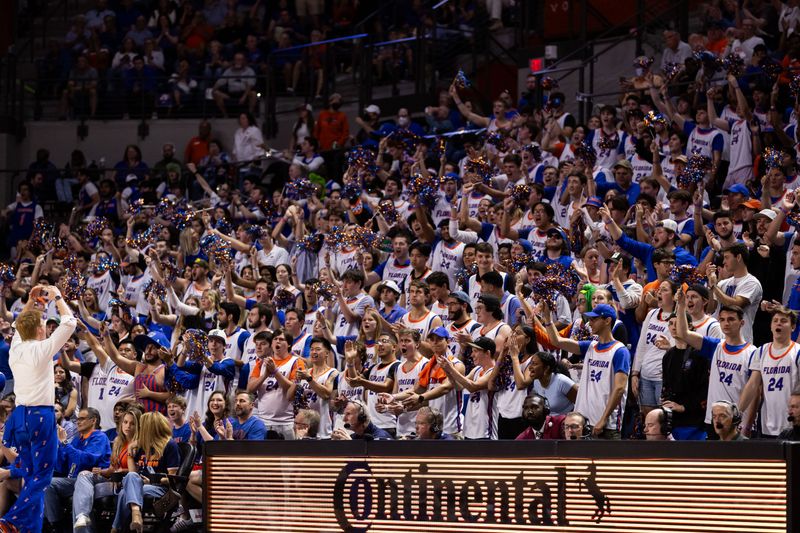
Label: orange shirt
xmin=314 ymin=109 xmax=350 ymax=150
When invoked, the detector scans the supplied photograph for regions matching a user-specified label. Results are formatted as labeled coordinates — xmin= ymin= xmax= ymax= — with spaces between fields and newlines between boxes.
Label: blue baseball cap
xmin=429 ymin=326 xmax=451 ymax=340
xmin=517 ymin=239 xmax=533 ymax=253
xmin=134 ymin=331 xmax=170 ymax=352
xmin=583 ymin=196 xmax=603 ymax=208
xmin=723 ymin=184 xmax=750 ymax=197
xmin=449 ymin=291 xmax=473 ymax=313
xmin=444 ymin=172 xmax=462 ymax=183
xmin=584 ymin=304 xmax=617 ymax=321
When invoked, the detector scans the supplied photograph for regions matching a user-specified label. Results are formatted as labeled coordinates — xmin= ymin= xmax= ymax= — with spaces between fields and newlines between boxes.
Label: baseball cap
xmin=584 ymin=303 xmax=617 ymax=321
xmin=656 ymin=219 xmax=678 ymax=233
xmin=134 ymin=331 xmax=171 ymax=352
xmin=46 ymin=316 xmax=61 ymax=326
xmin=612 ymin=160 xmax=633 ymax=171
xmin=754 ymin=208 xmax=777 ymax=221
xmin=742 ymin=199 xmax=762 ymax=210
xmin=723 ymin=184 xmax=750 ymax=197
xmin=583 ymin=196 xmax=603 ymax=208
xmin=365 ymin=104 xmax=381 ymax=115
xmin=546 ymin=227 xmax=567 ymax=240
xmin=467 ymin=336 xmax=497 ymax=355
xmin=443 ymin=172 xmax=462 ymax=183
xmin=125 ymin=173 xmax=139 ymax=183
xmin=193 ymin=258 xmax=209 ymax=269
xmin=377 ymin=279 xmax=401 ymax=295
xmin=428 ymin=326 xmax=451 ymax=340
xmin=450 ymin=290 xmax=473 ymax=312
xmin=208 ymin=329 xmax=227 ymax=343
xmin=671 ymin=154 xmax=689 ymax=164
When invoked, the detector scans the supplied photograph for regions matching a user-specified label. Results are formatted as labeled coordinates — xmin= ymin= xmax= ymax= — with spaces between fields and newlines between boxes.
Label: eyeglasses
xmin=565 ymin=424 xmax=583 ymax=430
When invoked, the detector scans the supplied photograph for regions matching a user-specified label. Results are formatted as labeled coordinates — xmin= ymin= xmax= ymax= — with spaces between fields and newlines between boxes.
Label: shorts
xmin=638 ymin=378 xmax=662 ymax=408
xmin=723 ymin=166 xmax=753 ymax=190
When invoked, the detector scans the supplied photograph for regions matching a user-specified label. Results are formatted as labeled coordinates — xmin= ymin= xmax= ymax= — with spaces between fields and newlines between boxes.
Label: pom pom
xmin=570 ymin=321 xmax=596 ymax=342
xmin=308 ymin=280 xmax=336 ymax=301
xmin=126 ymin=224 xmax=163 ymax=249
xmin=763 ymin=147 xmax=786 ymax=170
xmin=143 ymin=279 xmax=167 ymax=302
xmin=408 ymin=172 xmax=441 ymax=210
xmin=29 ymin=219 xmax=55 ymax=251
xmin=509 ymin=251 xmax=535 ymax=274
xmin=634 ymin=55 xmax=654 ymax=70
xmin=84 ymin=217 xmax=110 ymax=241
xmin=296 ymin=233 xmax=324 ymax=253
xmin=662 ymin=62 xmax=684 ymax=84
xmin=676 ymin=147 xmax=712 ymax=189
xmin=597 ymin=131 xmax=619 ymax=151
xmin=198 ymin=233 xmax=233 ymax=267
xmin=573 ymin=141 xmax=598 ymax=168
xmin=693 ymin=51 xmax=721 ymax=76
xmin=391 ymin=129 xmax=421 ymax=154
xmin=285 ymin=177 xmax=316 ymax=200
xmin=511 ymin=184 xmax=531 ymax=203
xmin=345 ymin=146 xmax=378 ymax=175
xmin=161 ymin=261 xmax=179 ymax=283
xmin=494 ymin=355 xmax=514 ymax=391
xmin=669 ymin=264 xmax=707 ymax=286
xmin=377 ymin=199 xmax=399 ymax=225
xmin=761 ymin=61 xmax=783 ymax=83
xmin=293 ymin=385 xmax=310 ymax=414
xmin=183 ymin=329 xmax=209 ymax=362
xmin=540 ymin=76 xmax=558 ymax=91
xmin=529 ymin=263 xmax=581 ymax=309
xmin=454 ymin=263 xmax=478 ymax=288
xmin=59 ymin=269 xmax=86 ymax=301
xmin=214 ymin=218 xmax=233 ymax=236
xmin=523 ymin=143 xmax=543 ymax=162
xmin=485 ymin=131 xmax=510 ymax=152
xmin=259 ymin=201 xmax=281 ymax=222
xmin=341 ymin=177 xmax=363 ymax=202
xmin=273 ymin=288 xmax=297 ymax=309
xmin=785 ymin=209 xmax=800 ymax=229
xmin=127 ymin=198 xmax=146 ymax=216
xmin=643 ymin=111 xmax=667 ymax=129
xmin=90 ymin=256 xmax=119 ymax=274
xmin=0 ymin=263 xmax=16 ymax=285
xmin=464 ymin=156 xmax=495 ymax=184
xmin=453 ymin=69 xmax=470 ymax=89
xmin=722 ymin=53 xmax=745 ymax=77
xmin=791 ymin=74 xmax=800 ymax=100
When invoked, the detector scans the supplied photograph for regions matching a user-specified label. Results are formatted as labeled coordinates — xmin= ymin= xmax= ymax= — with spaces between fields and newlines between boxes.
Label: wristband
xmin=542 ymin=322 xmax=552 ymax=327
xmin=55 ymin=295 xmax=63 ymax=301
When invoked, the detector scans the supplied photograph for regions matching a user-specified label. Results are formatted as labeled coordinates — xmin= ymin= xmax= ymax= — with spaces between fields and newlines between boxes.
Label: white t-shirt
xmin=716 ymin=273 xmax=762 ymax=344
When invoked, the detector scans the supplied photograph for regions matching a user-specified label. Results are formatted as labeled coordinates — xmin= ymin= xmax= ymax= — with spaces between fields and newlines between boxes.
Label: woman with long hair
xmin=72 ymin=407 xmax=142 ymax=530
xmin=190 ymin=390 xmax=231 ymax=447
xmin=357 ymin=308 xmax=382 ymax=366
xmin=112 ymin=411 xmax=180 ymax=532
xmin=54 ymin=363 xmax=78 ymax=420
xmin=272 ymin=263 xmax=303 ymax=313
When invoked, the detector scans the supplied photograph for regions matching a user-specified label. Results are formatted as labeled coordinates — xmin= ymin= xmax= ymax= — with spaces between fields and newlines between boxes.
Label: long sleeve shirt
xmin=58 ymin=429 xmax=111 ymax=478
xmin=10 ymin=315 xmax=77 ymax=406
xmin=615 ymin=233 xmax=697 ymax=283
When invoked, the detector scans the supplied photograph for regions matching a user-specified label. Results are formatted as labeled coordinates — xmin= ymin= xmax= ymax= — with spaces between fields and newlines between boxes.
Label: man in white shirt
xmin=0 ymin=285 xmax=76 ymax=533
xmin=708 ymin=243 xmax=763 ymax=343
xmin=660 ymin=30 xmax=692 ymax=72
xmin=728 ymin=18 xmax=765 ymax=63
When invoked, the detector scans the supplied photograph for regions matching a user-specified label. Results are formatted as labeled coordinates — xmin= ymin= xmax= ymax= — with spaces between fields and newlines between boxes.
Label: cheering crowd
xmin=7 ymin=10 xmax=800 ymax=529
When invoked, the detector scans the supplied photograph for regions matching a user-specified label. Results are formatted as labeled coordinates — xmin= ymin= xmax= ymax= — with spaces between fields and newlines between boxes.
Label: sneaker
xmin=170 ymin=518 xmax=194 ymax=532
xmin=74 ymin=514 xmax=91 ymax=532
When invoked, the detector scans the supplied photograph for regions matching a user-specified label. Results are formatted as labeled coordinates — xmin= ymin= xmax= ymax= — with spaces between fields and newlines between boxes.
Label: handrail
xmin=267 ymin=33 xmax=368 ymax=56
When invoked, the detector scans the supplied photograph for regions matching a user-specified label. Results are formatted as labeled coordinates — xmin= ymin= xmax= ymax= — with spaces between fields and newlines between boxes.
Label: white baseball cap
xmin=365 ymin=104 xmax=381 ymax=115
xmin=377 ymin=279 xmax=401 ymax=295
xmin=753 ymin=209 xmax=777 ymax=221
xmin=208 ymin=329 xmax=227 ymax=343
xmin=657 ymin=219 xmax=678 ymax=233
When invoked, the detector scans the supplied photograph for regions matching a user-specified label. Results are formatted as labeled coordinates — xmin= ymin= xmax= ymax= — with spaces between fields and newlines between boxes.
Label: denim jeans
xmin=44 ymin=477 xmax=77 ymax=524
xmin=112 ymin=472 xmax=166 ymax=530
xmin=72 ymin=471 xmax=118 ymax=525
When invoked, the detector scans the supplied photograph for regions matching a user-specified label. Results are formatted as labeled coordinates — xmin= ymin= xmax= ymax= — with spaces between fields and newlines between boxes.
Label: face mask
xmin=635 ymin=67 xmax=644 ymax=76
xmin=398 ymin=116 xmax=409 ymax=127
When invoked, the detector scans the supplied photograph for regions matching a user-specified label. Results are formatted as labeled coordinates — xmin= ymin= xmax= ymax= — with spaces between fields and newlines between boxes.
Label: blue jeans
xmin=72 ymin=471 xmax=118 ymax=524
xmin=112 ymin=472 xmax=166 ymax=530
xmin=0 ymin=405 xmax=58 ymax=533
xmin=44 ymin=477 xmax=76 ymax=524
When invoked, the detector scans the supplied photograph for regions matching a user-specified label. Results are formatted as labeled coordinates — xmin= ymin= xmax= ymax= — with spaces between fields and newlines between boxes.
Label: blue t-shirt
xmin=230 ymin=416 xmax=267 ymax=440
xmin=172 ymin=422 xmax=192 ymax=444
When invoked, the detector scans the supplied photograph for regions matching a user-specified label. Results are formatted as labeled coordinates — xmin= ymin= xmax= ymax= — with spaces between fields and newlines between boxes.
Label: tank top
xmin=464 ymin=365 xmax=495 ymax=439
xmin=395 ymin=357 xmax=428 ymax=437
xmin=300 ymin=367 xmax=337 ymax=439
xmin=134 ymin=364 xmax=168 ymax=414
